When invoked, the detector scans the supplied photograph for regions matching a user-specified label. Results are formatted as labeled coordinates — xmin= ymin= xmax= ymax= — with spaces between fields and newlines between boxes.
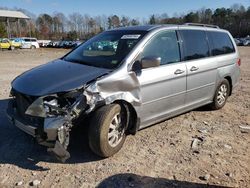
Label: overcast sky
xmin=0 ymin=0 xmax=250 ymax=18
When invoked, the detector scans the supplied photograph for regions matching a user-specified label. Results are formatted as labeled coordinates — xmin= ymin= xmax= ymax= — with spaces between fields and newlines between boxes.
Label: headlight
xmin=25 ymin=90 xmax=86 ymax=118
xmin=25 ymin=96 xmax=65 ymax=118
xmin=25 ymin=97 xmax=46 ymax=117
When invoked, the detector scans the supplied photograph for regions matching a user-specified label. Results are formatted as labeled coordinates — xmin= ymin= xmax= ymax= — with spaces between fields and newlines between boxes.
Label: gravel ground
xmin=0 ymin=47 xmax=249 ymax=188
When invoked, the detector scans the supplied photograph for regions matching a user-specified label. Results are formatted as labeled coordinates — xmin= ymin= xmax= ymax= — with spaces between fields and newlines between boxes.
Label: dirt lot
xmin=0 ymin=48 xmax=249 ymax=188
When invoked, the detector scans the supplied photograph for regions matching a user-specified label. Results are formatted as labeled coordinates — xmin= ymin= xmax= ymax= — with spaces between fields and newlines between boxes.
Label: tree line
xmin=0 ymin=3 xmax=249 ymax=40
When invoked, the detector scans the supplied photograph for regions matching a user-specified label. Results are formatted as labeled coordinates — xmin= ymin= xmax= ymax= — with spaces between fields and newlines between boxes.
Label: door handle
xmin=190 ymin=66 xmax=199 ymax=71
xmin=174 ymin=69 xmax=185 ymax=75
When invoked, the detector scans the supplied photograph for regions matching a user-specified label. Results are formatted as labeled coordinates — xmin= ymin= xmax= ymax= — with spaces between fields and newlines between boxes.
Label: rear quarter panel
xmin=216 ymin=53 xmax=240 ymax=90
xmin=216 ymin=30 xmax=240 ymax=91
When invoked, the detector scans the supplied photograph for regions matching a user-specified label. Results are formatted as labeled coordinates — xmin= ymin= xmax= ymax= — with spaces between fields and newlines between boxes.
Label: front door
xmin=136 ymin=30 xmax=187 ymax=127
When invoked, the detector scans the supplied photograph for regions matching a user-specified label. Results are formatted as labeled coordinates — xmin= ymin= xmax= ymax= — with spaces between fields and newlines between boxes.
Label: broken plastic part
xmin=44 ymin=117 xmax=69 ymax=141
xmin=25 ymin=97 xmax=46 ymax=117
xmin=69 ymin=95 xmax=87 ymax=117
xmin=47 ymin=141 xmax=70 ymax=163
xmin=58 ymin=125 xmax=70 ymax=149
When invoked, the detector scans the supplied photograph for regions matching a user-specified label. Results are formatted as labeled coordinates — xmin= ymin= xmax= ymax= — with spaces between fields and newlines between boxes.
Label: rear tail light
xmin=237 ymin=58 xmax=241 ymax=66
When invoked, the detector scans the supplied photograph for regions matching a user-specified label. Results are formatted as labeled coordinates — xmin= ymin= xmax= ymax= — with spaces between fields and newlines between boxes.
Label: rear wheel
xmin=31 ymin=45 xmax=36 ymax=49
xmin=88 ymin=104 xmax=127 ymax=157
xmin=210 ymin=79 xmax=230 ymax=110
xmin=10 ymin=46 xmax=15 ymax=50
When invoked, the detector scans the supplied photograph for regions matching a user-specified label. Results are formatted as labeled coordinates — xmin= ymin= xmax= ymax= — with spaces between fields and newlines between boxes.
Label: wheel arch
xmin=224 ymin=76 xmax=232 ymax=96
xmin=113 ymin=100 xmax=139 ymax=135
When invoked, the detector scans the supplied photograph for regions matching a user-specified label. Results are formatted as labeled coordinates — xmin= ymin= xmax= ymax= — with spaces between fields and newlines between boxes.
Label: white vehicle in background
xmin=37 ymin=40 xmax=51 ymax=47
xmin=243 ymin=35 xmax=250 ymax=46
xmin=243 ymin=38 xmax=250 ymax=46
xmin=20 ymin=37 xmax=40 ymax=49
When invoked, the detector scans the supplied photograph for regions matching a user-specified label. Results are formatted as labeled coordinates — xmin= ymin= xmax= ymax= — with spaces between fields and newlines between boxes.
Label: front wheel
xmin=88 ymin=104 xmax=127 ymax=157
xmin=210 ymin=79 xmax=230 ymax=110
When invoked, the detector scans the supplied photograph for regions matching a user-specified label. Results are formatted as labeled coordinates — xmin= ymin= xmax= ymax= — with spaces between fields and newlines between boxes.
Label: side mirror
xmin=131 ymin=56 xmax=161 ymax=73
xmin=141 ymin=56 xmax=161 ymax=69
xmin=131 ymin=60 xmax=142 ymax=73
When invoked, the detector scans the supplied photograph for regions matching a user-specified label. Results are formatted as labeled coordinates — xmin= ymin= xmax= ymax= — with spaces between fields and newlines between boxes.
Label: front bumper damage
xmin=7 ymin=100 xmax=70 ymax=162
xmin=7 ymin=90 xmax=87 ymax=162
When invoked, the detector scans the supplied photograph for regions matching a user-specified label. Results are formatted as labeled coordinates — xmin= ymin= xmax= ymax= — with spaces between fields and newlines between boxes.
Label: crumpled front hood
xmin=12 ymin=59 xmax=110 ymax=96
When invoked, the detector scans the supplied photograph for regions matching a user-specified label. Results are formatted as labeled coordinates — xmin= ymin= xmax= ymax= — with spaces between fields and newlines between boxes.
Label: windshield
xmin=64 ymin=30 xmax=147 ymax=69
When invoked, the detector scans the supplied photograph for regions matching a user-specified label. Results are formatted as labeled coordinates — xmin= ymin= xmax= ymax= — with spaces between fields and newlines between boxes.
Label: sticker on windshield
xmin=121 ymin=34 xmax=141 ymax=39
xmin=111 ymin=60 xmax=118 ymax=64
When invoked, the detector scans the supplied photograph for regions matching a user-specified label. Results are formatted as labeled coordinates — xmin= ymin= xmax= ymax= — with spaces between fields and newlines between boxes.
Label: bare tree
xmin=68 ymin=12 xmax=82 ymax=34
xmin=36 ymin=14 xmax=53 ymax=39
xmin=53 ymin=12 xmax=67 ymax=33
xmin=198 ymin=8 xmax=213 ymax=24
xmin=130 ymin=18 xmax=140 ymax=26
xmin=108 ymin=15 xmax=120 ymax=29
xmin=121 ymin=16 xmax=130 ymax=27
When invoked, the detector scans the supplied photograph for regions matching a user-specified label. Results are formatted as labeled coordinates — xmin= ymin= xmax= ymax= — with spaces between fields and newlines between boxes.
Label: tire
xmin=31 ymin=45 xmax=36 ymax=49
xmin=10 ymin=46 xmax=15 ymax=50
xmin=88 ymin=104 xmax=127 ymax=157
xmin=210 ymin=79 xmax=230 ymax=110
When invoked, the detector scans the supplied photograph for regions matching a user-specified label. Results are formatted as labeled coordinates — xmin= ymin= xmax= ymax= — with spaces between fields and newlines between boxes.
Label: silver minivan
xmin=7 ymin=24 xmax=240 ymax=161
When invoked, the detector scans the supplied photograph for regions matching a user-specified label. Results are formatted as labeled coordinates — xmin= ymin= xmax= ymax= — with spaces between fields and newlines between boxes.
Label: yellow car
xmin=0 ymin=38 xmax=11 ymax=49
xmin=10 ymin=38 xmax=22 ymax=49
xmin=0 ymin=38 xmax=21 ymax=50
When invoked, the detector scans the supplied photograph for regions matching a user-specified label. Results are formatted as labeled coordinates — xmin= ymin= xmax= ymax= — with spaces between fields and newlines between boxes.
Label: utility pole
xmin=17 ymin=18 xmax=21 ymax=37
xmin=6 ymin=18 xmax=10 ymax=38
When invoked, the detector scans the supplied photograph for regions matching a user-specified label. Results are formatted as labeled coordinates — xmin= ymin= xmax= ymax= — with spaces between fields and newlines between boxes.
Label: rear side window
xmin=208 ymin=31 xmax=235 ymax=56
xmin=142 ymin=30 xmax=180 ymax=65
xmin=179 ymin=30 xmax=209 ymax=61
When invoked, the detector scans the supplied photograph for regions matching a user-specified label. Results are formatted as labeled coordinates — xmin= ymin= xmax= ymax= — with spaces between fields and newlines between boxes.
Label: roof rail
xmin=184 ymin=23 xmax=219 ymax=29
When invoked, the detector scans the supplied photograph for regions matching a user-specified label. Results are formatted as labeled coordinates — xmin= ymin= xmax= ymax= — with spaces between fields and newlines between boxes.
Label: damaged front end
xmin=7 ymin=60 xmax=142 ymax=163
xmin=8 ymin=68 xmax=141 ymax=162
xmin=7 ymin=66 xmax=143 ymax=162
xmin=7 ymin=88 xmax=88 ymax=162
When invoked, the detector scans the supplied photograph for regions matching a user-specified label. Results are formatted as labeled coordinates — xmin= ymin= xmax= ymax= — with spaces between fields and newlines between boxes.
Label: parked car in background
xmin=0 ymin=38 xmax=11 ymax=50
xmin=46 ymin=41 xmax=60 ymax=48
xmin=20 ymin=37 xmax=40 ymax=49
xmin=37 ymin=40 xmax=51 ymax=47
xmin=72 ymin=41 xmax=82 ymax=48
xmin=63 ymin=41 xmax=82 ymax=49
xmin=63 ymin=41 xmax=73 ymax=48
xmin=58 ymin=40 xmax=68 ymax=48
xmin=234 ymin=38 xmax=244 ymax=46
xmin=0 ymin=38 xmax=21 ymax=50
xmin=46 ymin=40 xmax=82 ymax=49
xmin=9 ymin=38 xmax=22 ymax=49
xmin=243 ymin=38 xmax=250 ymax=46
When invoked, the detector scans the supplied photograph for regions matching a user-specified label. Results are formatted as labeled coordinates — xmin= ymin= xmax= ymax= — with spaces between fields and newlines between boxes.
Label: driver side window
xmin=142 ymin=30 xmax=180 ymax=65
